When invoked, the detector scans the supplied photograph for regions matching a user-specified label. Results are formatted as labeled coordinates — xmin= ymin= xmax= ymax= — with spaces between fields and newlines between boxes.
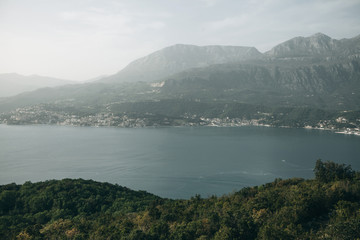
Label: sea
xmin=0 ymin=124 xmax=359 ymax=199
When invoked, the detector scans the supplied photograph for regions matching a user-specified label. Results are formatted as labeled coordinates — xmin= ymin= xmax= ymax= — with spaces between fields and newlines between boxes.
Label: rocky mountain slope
xmin=149 ymin=33 xmax=359 ymax=110
xmin=100 ymin=44 xmax=263 ymax=83
xmin=159 ymin=57 xmax=360 ymax=110
xmin=265 ymin=32 xmax=360 ymax=58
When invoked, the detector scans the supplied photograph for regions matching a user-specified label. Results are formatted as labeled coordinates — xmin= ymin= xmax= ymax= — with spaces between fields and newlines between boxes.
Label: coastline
xmin=1 ymin=118 xmax=359 ymax=136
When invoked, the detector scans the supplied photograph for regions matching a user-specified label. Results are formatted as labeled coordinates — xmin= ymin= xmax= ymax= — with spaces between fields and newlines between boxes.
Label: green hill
xmin=1 ymin=160 xmax=359 ymax=239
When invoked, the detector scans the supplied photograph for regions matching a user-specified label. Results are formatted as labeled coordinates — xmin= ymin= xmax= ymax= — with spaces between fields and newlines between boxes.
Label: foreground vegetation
xmin=1 ymin=160 xmax=359 ymax=239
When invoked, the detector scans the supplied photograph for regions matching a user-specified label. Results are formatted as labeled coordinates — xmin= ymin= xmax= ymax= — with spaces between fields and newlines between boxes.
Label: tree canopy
xmin=1 ymin=160 xmax=359 ymax=239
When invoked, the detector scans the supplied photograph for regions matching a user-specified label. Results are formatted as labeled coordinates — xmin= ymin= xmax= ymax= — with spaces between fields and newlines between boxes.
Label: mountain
xmin=158 ymin=56 xmax=360 ymax=110
xmin=100 ymin=44 xmax=263 ymax=83
xmin=152 ymin=33 xmax=360 ymax=110
xmin=0 ymin=73 xmax=76 ymax=98
xmin=0 ymin=33 xmax=359 ymax=117
xmin=265 ymin=32 xmax=360 ymax=58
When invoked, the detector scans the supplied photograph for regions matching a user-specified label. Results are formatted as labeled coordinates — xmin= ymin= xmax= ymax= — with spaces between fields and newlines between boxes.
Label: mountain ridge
xmin=0 ymin=73 xmax=76 ymax=98
xmin=98 ymin=32 xmax=360 ymax=85
xmin=0 ymin=32 xmax=359 ymax=116
xmin=100 ymin=44 xmax=263 ymax=83
xmin=265 ymin=32 xmax=360 ymax=58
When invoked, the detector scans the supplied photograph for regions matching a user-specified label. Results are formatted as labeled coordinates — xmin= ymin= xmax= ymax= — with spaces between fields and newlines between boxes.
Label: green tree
xmin=314 ymin=159 xmax=354 ymax=183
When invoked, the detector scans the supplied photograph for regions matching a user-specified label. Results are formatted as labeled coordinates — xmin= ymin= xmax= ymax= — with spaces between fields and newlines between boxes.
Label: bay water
xmin=0 ymin=124 xmax=359 ymax=199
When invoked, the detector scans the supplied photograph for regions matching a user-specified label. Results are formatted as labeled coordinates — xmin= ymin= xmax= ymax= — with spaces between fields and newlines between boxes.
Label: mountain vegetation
xmin=1 ymin=160 xmax=359 ymax=239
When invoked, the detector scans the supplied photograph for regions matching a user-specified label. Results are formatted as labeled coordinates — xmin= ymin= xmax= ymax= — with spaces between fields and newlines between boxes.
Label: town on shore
xmin=1 ymin=105 xmax=359 ymax=136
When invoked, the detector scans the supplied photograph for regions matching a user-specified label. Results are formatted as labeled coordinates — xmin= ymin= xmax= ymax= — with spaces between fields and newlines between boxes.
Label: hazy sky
xmin=1 ymin=0 xmax=360 ymax=81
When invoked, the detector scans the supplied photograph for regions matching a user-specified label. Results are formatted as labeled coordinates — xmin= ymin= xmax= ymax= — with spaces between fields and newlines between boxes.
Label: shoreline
xmin=1 ymin=121 xmax=359 ymax=136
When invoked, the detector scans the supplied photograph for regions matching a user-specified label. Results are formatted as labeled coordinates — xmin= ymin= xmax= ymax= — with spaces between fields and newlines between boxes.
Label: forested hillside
xmin=1 ymin=160 xmax=359 ymax=239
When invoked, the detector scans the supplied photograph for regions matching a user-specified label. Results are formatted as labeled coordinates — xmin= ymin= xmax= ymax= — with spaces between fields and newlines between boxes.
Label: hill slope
xmin=1 ymin=160 xmax=359 ymax=239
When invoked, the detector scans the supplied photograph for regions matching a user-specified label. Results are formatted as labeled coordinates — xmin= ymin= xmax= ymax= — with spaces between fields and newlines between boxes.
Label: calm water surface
xmin=0 ymin=124 xmax=359 ymax=199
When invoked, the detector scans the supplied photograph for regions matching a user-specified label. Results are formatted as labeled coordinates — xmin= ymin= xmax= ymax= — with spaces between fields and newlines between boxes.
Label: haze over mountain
xmin=83 ymin=74 xmax=109 ymax=83
xmin=0 ymin=33 xmax=359 ymax=115
xmin=0 ymin=73 xmax=75 ymax=98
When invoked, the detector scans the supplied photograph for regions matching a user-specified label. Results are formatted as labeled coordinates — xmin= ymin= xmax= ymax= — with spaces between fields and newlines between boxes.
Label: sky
xmin=0 ymin=0 xmax=360 ymax=81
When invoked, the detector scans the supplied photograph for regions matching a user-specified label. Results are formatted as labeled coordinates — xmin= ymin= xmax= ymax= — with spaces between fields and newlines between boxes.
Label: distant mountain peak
xmin=310 ymin=32 xmax=331 ymax=39
xmin=265 ymin=33 xmax=339 ymax=58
